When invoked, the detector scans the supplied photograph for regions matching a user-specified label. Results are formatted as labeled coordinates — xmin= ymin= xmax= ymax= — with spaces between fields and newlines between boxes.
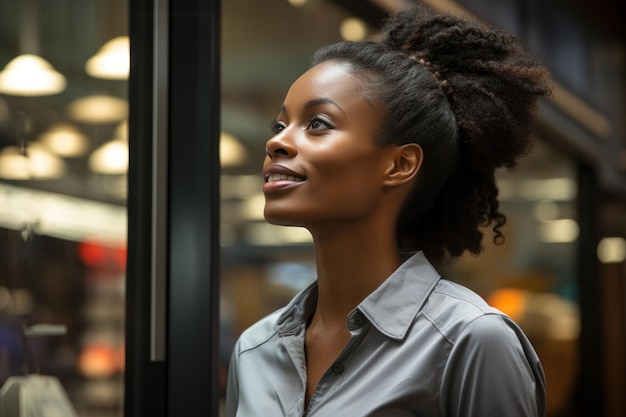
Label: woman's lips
xmin=266 ymin=173 xmax=305 ymax=182
xmin=263 ymin=171 xmax=306 ymax=193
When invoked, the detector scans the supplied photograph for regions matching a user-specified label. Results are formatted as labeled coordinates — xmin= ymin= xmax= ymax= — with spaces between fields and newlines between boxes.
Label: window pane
xmin=0 ymin=1 xmax=128 ymax=415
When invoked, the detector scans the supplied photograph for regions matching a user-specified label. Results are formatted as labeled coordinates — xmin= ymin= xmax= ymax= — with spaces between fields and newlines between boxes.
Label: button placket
xmin=307 ymin=312 xmax=369 ymax=415
xmin=331 ymin=362 xmax=345 ymax=374
xmin=353 ymin=312 xmax=365 ymax=326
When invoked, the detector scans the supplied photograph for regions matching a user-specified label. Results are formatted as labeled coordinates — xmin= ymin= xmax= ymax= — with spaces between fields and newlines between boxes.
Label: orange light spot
xmin=488 ymin=288 xmax=528 ymax=322
xmin=78 ymin=343 xmax=117 ymax=378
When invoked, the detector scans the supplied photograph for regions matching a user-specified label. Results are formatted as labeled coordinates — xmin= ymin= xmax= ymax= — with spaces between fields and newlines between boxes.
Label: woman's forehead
xmin=282 ymin=61 xmax=378 ymax=112
xmin=292 ymin=61 xmax=355 ymax=92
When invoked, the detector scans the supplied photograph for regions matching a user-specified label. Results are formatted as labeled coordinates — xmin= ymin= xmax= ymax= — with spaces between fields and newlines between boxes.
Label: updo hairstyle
xmin=311 ymin=4 xmax=551 ymax=261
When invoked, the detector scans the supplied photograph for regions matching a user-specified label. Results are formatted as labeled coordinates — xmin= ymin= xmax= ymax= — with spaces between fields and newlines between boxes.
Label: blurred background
xmin=0 ymin=0 xmax=623 ymax=416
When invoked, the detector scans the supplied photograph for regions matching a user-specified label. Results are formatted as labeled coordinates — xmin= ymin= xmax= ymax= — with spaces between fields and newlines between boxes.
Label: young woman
xmin=227 ymin=5 xmax=551 ymax=417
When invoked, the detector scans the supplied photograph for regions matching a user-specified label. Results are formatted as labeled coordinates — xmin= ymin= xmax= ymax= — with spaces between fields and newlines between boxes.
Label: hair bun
xmin=381 ymin=5 xmax=551 ymax=171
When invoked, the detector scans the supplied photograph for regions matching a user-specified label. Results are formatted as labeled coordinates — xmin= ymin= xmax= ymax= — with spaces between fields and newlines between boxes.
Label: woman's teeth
xmin=267 ymin=174 xmax=304 ymax=182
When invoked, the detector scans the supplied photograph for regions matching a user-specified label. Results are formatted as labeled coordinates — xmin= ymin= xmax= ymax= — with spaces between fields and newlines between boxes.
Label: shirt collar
xmin=356 ymin=251 xmax=440 ymax=340
xmin=274 ymin=252 xmax=440 ymax=340
xmin=274 ymin=280 xmax=318 ymax=335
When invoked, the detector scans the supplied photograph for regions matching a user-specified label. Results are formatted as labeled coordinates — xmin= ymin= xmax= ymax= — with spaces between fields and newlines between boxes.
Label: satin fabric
xmin=226 ymin=252 xmax=546 ymax=417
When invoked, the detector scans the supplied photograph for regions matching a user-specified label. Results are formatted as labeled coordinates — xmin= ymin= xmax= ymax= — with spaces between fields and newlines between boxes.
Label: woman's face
xmin=263 ymin=60 xmax=396 ymax=229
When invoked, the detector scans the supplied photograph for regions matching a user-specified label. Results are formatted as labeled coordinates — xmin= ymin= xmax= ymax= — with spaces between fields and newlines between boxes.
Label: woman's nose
xmin=265 ymin=131 xmax=296 ymax=159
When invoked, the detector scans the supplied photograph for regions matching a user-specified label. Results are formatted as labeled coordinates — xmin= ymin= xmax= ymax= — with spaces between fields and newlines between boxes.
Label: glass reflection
xmin=0 ymin=0 xmax=128 ymax=415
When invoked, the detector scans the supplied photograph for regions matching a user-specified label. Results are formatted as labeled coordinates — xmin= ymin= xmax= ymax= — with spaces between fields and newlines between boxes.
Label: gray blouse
xmin=226 ymin=252 xmax=546 ymax=417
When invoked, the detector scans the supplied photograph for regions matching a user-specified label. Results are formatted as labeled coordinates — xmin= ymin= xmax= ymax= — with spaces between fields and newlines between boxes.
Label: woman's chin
xmin=263 ymin=214 xmax=302 ymax=227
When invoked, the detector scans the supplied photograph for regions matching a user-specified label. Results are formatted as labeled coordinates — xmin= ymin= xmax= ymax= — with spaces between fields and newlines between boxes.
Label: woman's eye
xmin=307 ymin=117 xmax=332 ymax=131
xmin=271 ymin=120 xmax=286 ymax=134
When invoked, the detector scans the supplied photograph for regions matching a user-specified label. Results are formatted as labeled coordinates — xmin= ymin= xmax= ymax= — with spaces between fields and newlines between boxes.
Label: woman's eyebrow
xmin=279 ymin=98 xmax=346 ymax=116
xmin=304 ymin=98 xmax=346 ymax=115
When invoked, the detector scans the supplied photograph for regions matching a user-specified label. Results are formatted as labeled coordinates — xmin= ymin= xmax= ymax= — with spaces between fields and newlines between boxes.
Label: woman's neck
xmin=309 ymin=224 xmax=402 ymax=326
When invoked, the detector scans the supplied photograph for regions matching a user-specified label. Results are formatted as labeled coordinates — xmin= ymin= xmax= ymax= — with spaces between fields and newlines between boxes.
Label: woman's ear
xmin=383 ymin=144 xmax=423 ymax=187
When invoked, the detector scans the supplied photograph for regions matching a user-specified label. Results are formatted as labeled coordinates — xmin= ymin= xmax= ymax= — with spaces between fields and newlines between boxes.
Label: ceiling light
xmin=37 ymin=123 xmax=89 ymax=157
xmin=68 ymin=95 xmax=128 ymax=124
xmin=0 ymin=143 xmax=66 ymax=179
xmin=242 ymin=192 xmax=265 ymax=221
xmin=519 ymin=178 xmax=577 ymax=201
xmin=114 ymin=120 xmax=128 ymax=141
xmin=220 ymin=132 xmax=248 ymax=167
xmin=0 ymin=54 xmax=66 ymax=96
xmin=85 ymin=36 xmax=130 ymax=80
xmin=597 ymin=237 xmax=626 ymax=263
xmin=89 ymin=139 xmax=128 ymax=174
xmin=538 ymin=219 xmax=579 ymax=243
xmin=286 ymin=0 xmax=308 ymax=6
xmin=0 ymin=183 xmax=127 ymax=246
xmin=340 ymin=18 xmax=368 ymax=41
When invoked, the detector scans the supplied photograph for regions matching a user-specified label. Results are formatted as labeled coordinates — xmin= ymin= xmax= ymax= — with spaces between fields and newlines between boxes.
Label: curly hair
xmin=311 ymin=5 xmax=551 ymax=261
